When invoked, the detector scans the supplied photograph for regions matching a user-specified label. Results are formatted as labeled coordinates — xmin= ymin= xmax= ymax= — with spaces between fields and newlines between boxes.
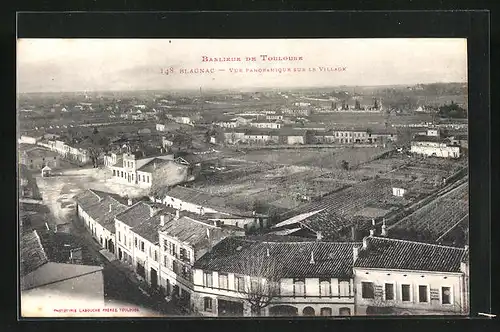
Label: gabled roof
xmin=353 ymin=236 xmax=467 ymax=273
xmin=20 ymin=230 xmax=49 ymax=277
xmin=159 ymin=216 xmax=221 ymax=250
xmin=115 ymin=201 xmax=158 ymax=228
xmin=84 ymin=196 xmax=129 ymax=233
xmin=133 ymin=211 xmax=175 ymax=245
xmin=21 ymin=262 xmax=103 ymax=291
xmin=73 ymin=190 xmax=102 ymax=210
xmin=194 ymin=237 xmax=360 ymax=278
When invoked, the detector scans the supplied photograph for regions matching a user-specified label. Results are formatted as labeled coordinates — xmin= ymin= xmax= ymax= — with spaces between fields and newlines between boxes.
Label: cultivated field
xmin=388 ymin=181 xmax=469 ymax=242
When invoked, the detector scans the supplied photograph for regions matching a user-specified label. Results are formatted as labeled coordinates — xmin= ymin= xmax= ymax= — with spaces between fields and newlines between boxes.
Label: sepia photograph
xmin=17 ymin=38 xmax=469 ymax=318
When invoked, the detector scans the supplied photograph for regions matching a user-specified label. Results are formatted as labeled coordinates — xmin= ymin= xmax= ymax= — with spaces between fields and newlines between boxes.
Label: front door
xmin=150 ymin=268 xmax=158 ymax=288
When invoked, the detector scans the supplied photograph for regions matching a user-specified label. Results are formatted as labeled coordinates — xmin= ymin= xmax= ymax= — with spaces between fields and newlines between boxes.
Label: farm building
xmin=19 ymin=146 xmax=60 ymax=170
xmin=410 ymin=136 xmax=460 ymax=159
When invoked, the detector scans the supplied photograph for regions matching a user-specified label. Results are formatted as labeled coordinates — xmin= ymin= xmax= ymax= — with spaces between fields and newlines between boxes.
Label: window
xmin=319 ymin=278 xmax=331 ymax=297
xmin=419 ymin=285 xmax=428 ymax=303
xmin=134 ymin=238 xmax=138 ymax=248
xmin=147 ymin=176 xmax=150 ymax=183
xmin=163 ymin=255 xmax=169 ymax=268
xmin=141 ymin=241 xmax=145 ymax=252
xmin=441 ymin=287 xmax=451 ymax=304
xmin=54 ymin=156 xmax=57 ymax=160
xmin=169 ymin=243 xmax=177 ymax=257
xmin=219 ymin=273 xmax=229 ymax=289
xmin=154 ymin=250 xmax=158 ymax=262
xmin=361 ymin=282 xmax=375 ymax=299
xmin=180 ymin=248 xmax=189 ymax=262
xmin=163 ymin=240 xmax=168 ymax=252
xmin=143 ymin=175 xmax=146 ymax=182
xmin=235 ymin=275 xmax=245 ymax=292
xmin=320 ymin=307 xmax=332 ymax=316
xmin=385 ymin=283 xmax=394 ymax=301
xmin=339 ymin=279 xmax=350 ymax=297
xmin=204 ymin=297 xmax=213 ymax=312
xmin=118 ymin=231 xmax=121 ymax=242
xmin=293 ymin=278 xmax=305 ymax=297
xmin=401 ymin=284 xmax=411 ymax=302
xmin=339 ymin=307 xmax=351 ymax=316
xmin=124 ymin=235 xmax=127 ymax=245
xmin=203 ymin=272 xmax=213 ymax=287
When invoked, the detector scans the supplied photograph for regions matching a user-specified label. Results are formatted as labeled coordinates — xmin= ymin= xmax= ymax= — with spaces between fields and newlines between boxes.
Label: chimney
xmin=316 ymin=231 xmax=323 ymax=241
xmin=150 ymin=206 xmax=155 ymax=217
xmin=351 ymin=225 xmax=356 ymax=241
xmin=371 ymin=218 xmax=376 ymax=226
xmin=362 ymin=236 xmax=369 ymax=249
xmin=266 ymin=248 xmax=270 ymax=257
xmin=175 ymin=209 xmax=180 ymax=220
xmin=128 ymin=198 xmax=133 ymax=206
xmin=353 ymin=246 xmax=359 ymax=262
xmin=160 ymin=215 xmax=165 ymax=227
xmin=206 ymin=228 xmax=211 ymax=240
xmin=381 ymin=219 xmax=388 ymax=237
xmin=369 ymin=229 xmax=375 ymax=236
xmin=309 ymin=251 xmax=315 ymax=264
xmin=109 ymin=204 xmax=112 ymax=213
xmin=200 ymin=207 xmax=205 ymax=215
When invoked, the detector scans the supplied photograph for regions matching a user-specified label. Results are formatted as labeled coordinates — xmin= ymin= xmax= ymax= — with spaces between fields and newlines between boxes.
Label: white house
xmin=74 ymin=189 xmax=130 ymax=255
xmin=410 ymin=136 xmax=460 ymax=159
xmin=192 ymin=236 xmax=359 ymax=317
xmin=392 ymin=187 xmax=407 ymax=197
xmin=107 ymin=152 xmax=189 ymax=189
xmin=249 ymin=122 xmax=282 ymax=129
xmin=353 ymin=235 xmax=469 ymax=315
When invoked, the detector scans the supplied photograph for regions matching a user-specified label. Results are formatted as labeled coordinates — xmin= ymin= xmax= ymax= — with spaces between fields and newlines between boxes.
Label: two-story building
xmin=353 ymin=235 xmax=469 ymax=315
xmin=19 ymin=146 xmax=60 ymax=170
xmin=192 ymin=236 xmax=359 ymax=317
xmin=114 ymin=201 xmax=165 ymax=268
xmin=158 ymin=213 xmax=237 ymax=309
xmin=107 ymin=152 xmax=190 ymax=189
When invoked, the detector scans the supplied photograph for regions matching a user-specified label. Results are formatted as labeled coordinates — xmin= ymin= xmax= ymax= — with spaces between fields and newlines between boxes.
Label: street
xmin=32 ymin=167 xmax=182 ymax=316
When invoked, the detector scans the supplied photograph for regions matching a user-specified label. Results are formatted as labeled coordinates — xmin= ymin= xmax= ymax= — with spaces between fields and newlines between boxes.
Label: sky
xmin=17 ymin=39 xmax=468 ymax=93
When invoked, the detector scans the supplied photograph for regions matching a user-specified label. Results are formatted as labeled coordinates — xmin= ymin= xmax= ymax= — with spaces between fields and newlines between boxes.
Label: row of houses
xmin=37 ymin=139 xmax=91 ymax=164
xmin=223 ymin=128 xmax=398 ymax=145
xmin=74 ymin=187 xmax=468 ymax=317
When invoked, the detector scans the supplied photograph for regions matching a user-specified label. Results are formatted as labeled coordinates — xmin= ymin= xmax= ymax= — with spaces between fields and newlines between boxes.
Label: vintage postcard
xmin=17 ymin=38 xmax=469 ymax=317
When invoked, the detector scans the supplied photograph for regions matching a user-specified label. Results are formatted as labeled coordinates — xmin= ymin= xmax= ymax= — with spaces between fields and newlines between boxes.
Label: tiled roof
xmin=22 ymin=147 xmax=59 ymax=158
xmin=84 ymin=196 xmax=129 ymax=233
xmin=21 ymin=262 xmax=103 ymax=291
xmin=160 ymin=186 xmax=251 ymax=216
xmin=412 ymin=135 xmax=447 ymax=143
xmin=160 ymin=216 xmax=213 ymax=249
xmin=133 ymin=212 xmax=175 ymax=245
xmin=20 ymin=230 xmax=48 ymax=277
xmin=299 ymin=209 xmax=353 ymax=237
xmin=137 ymin=158 xmax=173 ymax=173
xmin=73 ymin=190 xmax=101 ymax=210
xmin=194 ymin=237 xmax=360 ymax=278
xmin=353 ymin=236 xmax=467 ymax=273
xmin=115 ymin=201 xmax=159 ymax=228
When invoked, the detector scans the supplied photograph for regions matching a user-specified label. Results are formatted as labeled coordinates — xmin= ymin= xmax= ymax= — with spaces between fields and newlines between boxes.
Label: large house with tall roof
xmin=105 ymin=152 xmax=190 ymax=189
xmin=353 ymin=235 xmax=469 ymax=315
xmin=192 ymin=236 xmax=360 ymax=317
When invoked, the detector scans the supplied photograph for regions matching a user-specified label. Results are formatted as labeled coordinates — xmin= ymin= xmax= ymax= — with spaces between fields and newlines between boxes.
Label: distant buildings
xmin=19 ymin=146 xmax=60 ymax=170
xmin=38 ymin=140 xmax=90 ymax=165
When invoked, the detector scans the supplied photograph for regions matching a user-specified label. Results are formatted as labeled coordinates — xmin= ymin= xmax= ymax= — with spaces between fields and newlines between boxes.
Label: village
xmin=19 ymin=83 xmax=469 ymax=317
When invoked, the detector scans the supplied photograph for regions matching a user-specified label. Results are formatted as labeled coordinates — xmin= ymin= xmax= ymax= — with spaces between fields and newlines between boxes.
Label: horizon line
xmin=18 ymin=81 xmax=468 ymax=95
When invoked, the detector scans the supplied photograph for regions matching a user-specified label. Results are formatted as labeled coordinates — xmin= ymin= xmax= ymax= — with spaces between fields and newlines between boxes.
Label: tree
xmin=237 ymin=252 xmax=281 ymax=316
xmin=340 ymin=160 xmax=349 ymax=170
xmin=355 ymin=100 xmax=361 ymax=110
